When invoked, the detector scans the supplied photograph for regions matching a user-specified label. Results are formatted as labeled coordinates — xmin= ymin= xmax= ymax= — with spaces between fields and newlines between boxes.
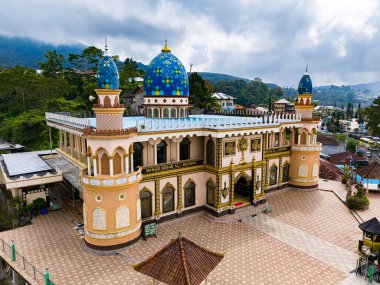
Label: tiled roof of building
xmin=133 ymin=235 xmax=224 ymax=285
xmin=354 ymin=162 xmax=380 ymax=179
xmin=319 ymin=158 xmax=343 ymax=181
xmin=328 ymin=151 xmax=366 ymax=165
xmin=275 ymin=99 xmax=290 ymax=104
xmin=317 ymin=135 xmax=340 ymax=146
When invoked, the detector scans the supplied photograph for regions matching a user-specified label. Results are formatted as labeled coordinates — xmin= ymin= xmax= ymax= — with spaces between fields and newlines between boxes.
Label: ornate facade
xmin=45 ymin=43 xmax=321 ymax=250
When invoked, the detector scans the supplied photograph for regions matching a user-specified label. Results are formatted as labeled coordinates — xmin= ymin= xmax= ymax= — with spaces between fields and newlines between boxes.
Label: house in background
xmin=121 ymin=85 xmax=144 ymax=115
xmin=212 ymin=93 xmax=236 ymax=110
xmin=274 ymin=99 xmax=295 ymax=113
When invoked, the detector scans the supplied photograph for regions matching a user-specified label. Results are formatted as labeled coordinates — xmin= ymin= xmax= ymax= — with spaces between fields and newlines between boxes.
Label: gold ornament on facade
xmin=238 ymin=137 xmax=248 ymax=164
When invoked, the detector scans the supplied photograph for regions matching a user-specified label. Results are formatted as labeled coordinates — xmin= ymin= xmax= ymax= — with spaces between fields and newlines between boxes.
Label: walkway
xmin=243 ymin=213 xmax=358 ymax=274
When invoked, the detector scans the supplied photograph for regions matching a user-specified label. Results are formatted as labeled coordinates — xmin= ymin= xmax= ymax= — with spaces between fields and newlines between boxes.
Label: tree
xmin=189 ymin=73 xmax=219 ymax=111
xmin=38 ymin=50 xmax=64 ymax=77
xmin=363 ymin=97 xmax=380 ymax=136
xmin=68 ymin=46 xmax=103 ymax=71
xmin=346 ymin=138 xmax=358 ymax=153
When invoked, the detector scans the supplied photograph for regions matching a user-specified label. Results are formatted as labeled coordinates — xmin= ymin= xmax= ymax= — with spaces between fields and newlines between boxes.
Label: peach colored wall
xmin=83 ymin=180 xmax=141 ymax=246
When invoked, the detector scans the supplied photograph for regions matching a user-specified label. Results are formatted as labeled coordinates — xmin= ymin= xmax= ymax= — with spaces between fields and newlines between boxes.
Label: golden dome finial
xmin=162 ymin=39 xmax=171 ymax=53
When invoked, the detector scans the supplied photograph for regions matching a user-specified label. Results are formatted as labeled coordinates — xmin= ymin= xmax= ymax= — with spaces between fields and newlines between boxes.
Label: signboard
xmin=143 ymin=223 xmax=157 ymax=240
xmin=142 ymin=159 xmax=203 ymax=174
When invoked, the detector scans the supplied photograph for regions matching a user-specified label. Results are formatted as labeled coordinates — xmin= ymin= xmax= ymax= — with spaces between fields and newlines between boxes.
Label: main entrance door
xmin=235 ymin=176 xmax=253 ymax=205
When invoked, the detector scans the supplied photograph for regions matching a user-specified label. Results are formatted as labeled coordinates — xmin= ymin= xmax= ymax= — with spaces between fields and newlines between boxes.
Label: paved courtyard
xmin=0 ymin=179 xmax=377 ymax=285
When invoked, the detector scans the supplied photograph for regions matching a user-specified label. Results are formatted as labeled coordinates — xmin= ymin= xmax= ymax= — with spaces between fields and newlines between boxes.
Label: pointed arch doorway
xmin=234 ymin=173 xmax=253 ymax=207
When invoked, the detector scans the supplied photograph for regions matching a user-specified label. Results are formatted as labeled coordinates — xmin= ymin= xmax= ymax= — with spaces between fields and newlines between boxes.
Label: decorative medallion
xmin=118 ymin=193 xmax=126 ymax=201
xmin=238 ymin=137 xmax=248 ymax=164
xmin=95 ymin=195 xmax=103 ymax=203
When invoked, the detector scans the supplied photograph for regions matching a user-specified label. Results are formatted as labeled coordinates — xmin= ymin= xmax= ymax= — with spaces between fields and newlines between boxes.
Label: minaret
xmin=93 ymin=43 xmax=125 ymax=131
xmin=289 ymin=68 xmax=321 ymax=188
xmin=81 ymin=44 xmax=142 ymax=250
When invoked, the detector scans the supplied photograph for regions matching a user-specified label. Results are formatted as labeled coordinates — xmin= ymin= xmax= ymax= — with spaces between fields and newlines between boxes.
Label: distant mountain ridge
xmin=0 ymin=35 xmax=85 ymax=68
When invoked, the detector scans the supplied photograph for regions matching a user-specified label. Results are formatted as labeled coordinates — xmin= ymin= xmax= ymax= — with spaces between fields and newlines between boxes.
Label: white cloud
xmin=1 ymin=0 xmax=380 ymax=86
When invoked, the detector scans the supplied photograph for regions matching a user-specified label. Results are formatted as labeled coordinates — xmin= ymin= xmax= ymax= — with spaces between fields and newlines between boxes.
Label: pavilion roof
xmin=359 ymin=217 xmax=380 ymax=235
xmin=133 ymin=235 xmax=224 ymax=285
xmin=355 ymin=162 xmax=380 ymax=179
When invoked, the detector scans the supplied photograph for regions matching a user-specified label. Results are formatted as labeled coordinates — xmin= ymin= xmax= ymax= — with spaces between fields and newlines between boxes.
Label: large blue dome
xmin=143 ymin=44 xmax=189 ymax=97
xmin=97 ymin=56 xmax=119 ymax=89
xmin=298 ymin=73 xmax=312 ymax=94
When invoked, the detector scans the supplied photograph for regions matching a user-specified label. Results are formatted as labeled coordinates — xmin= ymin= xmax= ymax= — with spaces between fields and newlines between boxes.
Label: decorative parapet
xmin=141 ymin=158 xmax=204 ymax=174
xmin=45 ymin=112 xmax=91 ymax=129
xmin=84 ymin=127 xmax=137 ymax=136
xmin=136 ymin=113 xmax=302 ymax=132
xmin=291 ymin=143 xmax=322 ymax=152
xmin=264 ymin=145 xmax=291 ymax=155
xmin=81 ymin=168 xmax=142 ymax=188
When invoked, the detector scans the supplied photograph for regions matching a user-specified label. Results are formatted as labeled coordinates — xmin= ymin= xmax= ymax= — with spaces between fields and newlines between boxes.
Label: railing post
xmin=2 ymin=240 xmax=4 ymax=252
xmin=33 ymin=266 xmax=36 ymax=279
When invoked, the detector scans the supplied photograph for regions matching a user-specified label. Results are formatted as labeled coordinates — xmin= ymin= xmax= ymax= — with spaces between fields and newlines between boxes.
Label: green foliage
xmin=346 ymin=195 xmax=369 ymax=210
xmin=38 ymin=50 xmax=64 ymax=77
xmin=342 ymin=165 xmax=352 ymax=181
xmin=189 ymin=73 xmax=219 ymax=111
xmin=346 ymin=138 xmax=358 ymax=153
xmin=363 ymin=97 xmax=380 ymax=136
xmin=119 ymin=57 xmax=145 ymax=92
xmin=32 ymin=198 xmax=46 ymax=210
xmin=213 ymin=78 xmax=283 ymax=108
xmin=335 ymin=134 xmax=347 ymax=141
xmin=68 ymin=46 xmax=103 ymax=71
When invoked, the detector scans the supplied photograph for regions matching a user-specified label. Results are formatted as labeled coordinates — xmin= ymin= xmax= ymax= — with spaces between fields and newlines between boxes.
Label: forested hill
xmin=196 ymin=72 xmax=250 ymax=84
xmin=0 ymin=35 xmax=85 ymax=68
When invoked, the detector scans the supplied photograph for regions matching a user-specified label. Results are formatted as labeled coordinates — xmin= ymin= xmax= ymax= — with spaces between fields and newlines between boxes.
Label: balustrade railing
xmin=45 ymin=112 xmax=91 ymax=129
xmin=137 ymin=113 xmax=301 ymax=132
xmin=81 ymin=168 xmax=142 ymax=187
xmin=265 ymin=145 xmax=291 ymax=154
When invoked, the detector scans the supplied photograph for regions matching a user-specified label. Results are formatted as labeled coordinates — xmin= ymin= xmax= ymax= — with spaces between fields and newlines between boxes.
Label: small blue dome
xmin=97 ymin=56 xmax=119 ymax=89
xmin=298 ymin=73 xmax=312 ymax=94
xmin=143 ymin=44 xmax=189 ymax=97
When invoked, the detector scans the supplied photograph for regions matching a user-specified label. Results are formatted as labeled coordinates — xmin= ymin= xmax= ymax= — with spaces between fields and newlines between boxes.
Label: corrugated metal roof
xmin=212 ymin=93 xmax=236 ymax=100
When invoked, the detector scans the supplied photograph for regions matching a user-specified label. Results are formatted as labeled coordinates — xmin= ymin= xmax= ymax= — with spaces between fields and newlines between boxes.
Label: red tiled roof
xmin=328 ymin=151 xmax=366 ymax=165
xmin=319 ymin=158 xmax=343 ymax=181
xmin=355 ymin=162 xmax=380 ymax=179
xmin=317 ymin=135 xmax=339 ymax=146
xmin=133 ymin=235 xmax=224 ymax=285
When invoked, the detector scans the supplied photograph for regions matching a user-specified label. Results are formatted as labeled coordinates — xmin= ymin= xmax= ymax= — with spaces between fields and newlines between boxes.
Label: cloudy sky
xmin=1 ymin=0 xmax=380 ymax=86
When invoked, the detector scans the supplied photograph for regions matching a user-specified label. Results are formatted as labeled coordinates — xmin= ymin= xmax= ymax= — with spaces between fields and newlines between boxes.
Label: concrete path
xmin=243 ymin=213 xmax=359 ymax=274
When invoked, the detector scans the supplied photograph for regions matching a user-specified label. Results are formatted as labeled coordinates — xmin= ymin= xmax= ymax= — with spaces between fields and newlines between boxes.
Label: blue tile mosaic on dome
xmin=143 ymin=51 xmax=189 ymax=96
xmin=298 ymin=74 xmax=312 ymax=94
xmin=97 ymin=56 xmax=119 ymax=89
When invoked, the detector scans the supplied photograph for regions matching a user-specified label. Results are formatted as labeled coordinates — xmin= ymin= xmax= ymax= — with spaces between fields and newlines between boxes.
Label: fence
xmin=356 ymin=256 xmax=380 ymax=283
xmin=0 ymin=238 xmax=56 ymax=285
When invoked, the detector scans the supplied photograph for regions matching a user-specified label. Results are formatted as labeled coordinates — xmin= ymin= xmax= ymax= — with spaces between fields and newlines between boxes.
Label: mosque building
xmin=45 ymin=42 xmax=321 ymax=250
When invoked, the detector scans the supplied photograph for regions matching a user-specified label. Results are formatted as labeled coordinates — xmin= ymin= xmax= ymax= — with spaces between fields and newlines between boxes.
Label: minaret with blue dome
xmin=93 ymin=43 xmax=125 ymax=131
xmin=142 ymin=41 xmax=191 ymax=119
xmin=295 ymin=66 xmax=314 ymax=119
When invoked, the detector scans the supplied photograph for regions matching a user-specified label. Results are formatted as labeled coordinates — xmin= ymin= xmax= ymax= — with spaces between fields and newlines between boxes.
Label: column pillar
xmin=279 ymin=156 xmax=283 ymax=184
xmin=177 ymin=175 xmax=183 ymax=212
xmin=124 ymin=155 xmax=129 ymax=174
xmin=297 ymin=132 xmax=301 ymax=145
xmin=63 ymin=131 xmax=67 ymax=152
xmin=70 ymin=133 xmax=73 ymax=157
xmin=93 ymin=157 xmax=98 ymax=176
xmin=229 ymin=162 xmax=235 ymax=207
xmin=130 ymin=151 xmax=134 ymax=172
xmin=87 ymin=156 xmax=92 ymax=176
xmin=59 ymin=129 xmax=63 ymax=149
xmin=155 ymin=180 xmax=161 ymax=218
xmin=153 ymin=142 xmax=157 ymax=165
xmin=109 ymin=157 xmax=114 ymax=176
xmin=76 ymin=136 xmax=81 ymax=160
xmin=177 ymin=140 xmax=180 ymax=161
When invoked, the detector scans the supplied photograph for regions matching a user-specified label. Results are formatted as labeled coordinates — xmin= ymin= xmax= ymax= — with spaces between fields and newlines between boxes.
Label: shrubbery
xmin=346 ymin=184 xmax=370 ymax=210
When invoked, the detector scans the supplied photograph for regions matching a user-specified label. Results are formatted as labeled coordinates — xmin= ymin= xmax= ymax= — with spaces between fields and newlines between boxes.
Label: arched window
xmin=170 ymin=108 xmax=176 ymax=118
xmin=180 ymin=108 xmax=185 ymax=118
xmin=115 ymin=206 xmax=130 ymax=229
xmin=184 ymin=182 xmax=195 ymax=207
xmin=163 ymin=108 xmax=169 ymax=118
xmin=180 ymin=138 xmax=190 ymax=160
xmin=113 ymin=152 xmax=122 ymax=175
xmin=300 ymin=132 xmax=307 ymax=145
xmin=157 ymin=141 xmax=167 ymax=164
xmin=206 ymin=139 xmax=215 ymax=165
xmin=104 ymin=96 xmax=111 ymax=107
xmin=133 ymin=143 xmax=143 ymax=170
xmin=100 ymin=153 xmax=110 ymax=175
xmin=162 ymin=186 xmax=175 ymax=213
xmin=147 ymin=108 xmax=153 ymax=118
xmin=153 ymin=108 xmax=159 ymax=118
xmin=206 ymin=180 xmax=215 ymax=206
xmin=92 ymin=208 xmax=106 ymax=230
xmin=282 ymin=163 xmax=290 ymax=182
xmin=269 ymin=165 xmax=278 ymax=186
xmin=140 ymin=191 xmax=152 ymax=219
